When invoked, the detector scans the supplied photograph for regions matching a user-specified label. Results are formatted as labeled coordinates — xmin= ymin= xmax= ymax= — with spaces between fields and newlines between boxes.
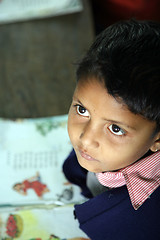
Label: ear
xmin=150 ymin=132 xmax=160 ymax=152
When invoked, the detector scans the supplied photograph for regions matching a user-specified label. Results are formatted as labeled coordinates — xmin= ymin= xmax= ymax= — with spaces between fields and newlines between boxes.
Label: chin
xmin=77 ymin=158 xmax=102 ymax=173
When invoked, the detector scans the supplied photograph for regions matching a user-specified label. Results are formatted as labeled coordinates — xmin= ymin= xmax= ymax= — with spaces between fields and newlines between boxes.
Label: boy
xmin=63 ymin=19 xmax=160 ymax=239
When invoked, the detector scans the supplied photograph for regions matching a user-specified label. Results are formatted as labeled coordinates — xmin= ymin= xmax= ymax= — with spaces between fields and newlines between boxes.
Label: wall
xmin=0 ymin=0 xmax=94 ymax=118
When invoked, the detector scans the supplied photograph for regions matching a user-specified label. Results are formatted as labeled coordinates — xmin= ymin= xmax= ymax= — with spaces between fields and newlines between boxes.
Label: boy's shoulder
xmin=75 ymin=186 xmax=160 ymax=239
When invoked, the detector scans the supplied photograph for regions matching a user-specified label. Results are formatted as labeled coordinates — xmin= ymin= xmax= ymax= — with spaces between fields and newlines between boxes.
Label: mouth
xmin=79 ymin=149 xmax=99 ymax=162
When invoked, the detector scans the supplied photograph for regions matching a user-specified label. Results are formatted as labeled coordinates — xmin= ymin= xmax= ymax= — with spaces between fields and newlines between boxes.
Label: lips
xmin=79 ymin=149 xmax=99 ymax=162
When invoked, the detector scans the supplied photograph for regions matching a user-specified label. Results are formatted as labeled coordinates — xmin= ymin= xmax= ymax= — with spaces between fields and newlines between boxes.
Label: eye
xmin=108 ymin=124 xmax=126 ymax=136
xmin=75 ymin=105 xmax=89 ymax=117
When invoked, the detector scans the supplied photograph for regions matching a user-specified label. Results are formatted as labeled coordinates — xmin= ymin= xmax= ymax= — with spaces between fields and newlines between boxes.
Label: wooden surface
xmin=0 ymin=0 xmax=94 ymax=118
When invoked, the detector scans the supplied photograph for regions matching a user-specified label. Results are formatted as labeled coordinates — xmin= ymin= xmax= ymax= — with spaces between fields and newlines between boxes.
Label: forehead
xmin=74 ymin=78 xmax=126 ymax=113
xmin=73 ymin=77 xmax=156 ymax=132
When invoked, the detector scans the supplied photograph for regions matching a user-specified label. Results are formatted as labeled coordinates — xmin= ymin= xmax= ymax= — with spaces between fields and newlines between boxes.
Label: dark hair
xmin=76 ymin=19 xmax=160 ymax=132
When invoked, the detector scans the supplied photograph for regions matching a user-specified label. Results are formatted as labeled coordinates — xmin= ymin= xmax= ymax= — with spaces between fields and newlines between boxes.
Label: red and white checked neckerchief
xmin=96 ymin=151 xmax=160 ymax=210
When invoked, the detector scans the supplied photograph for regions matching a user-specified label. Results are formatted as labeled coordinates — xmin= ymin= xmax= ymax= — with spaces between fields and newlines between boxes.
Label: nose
xmin=79 ymin=120 xmax=99 ymax=148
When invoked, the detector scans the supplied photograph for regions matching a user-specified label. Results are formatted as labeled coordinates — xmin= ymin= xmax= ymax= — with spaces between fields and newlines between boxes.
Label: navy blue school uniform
xmin=63 ymin=150 xmax=160 ymax=240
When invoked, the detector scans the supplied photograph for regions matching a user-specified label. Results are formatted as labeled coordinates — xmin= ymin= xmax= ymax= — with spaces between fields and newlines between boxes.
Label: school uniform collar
xmin=96 ymin=151 xmax=160 ymax=210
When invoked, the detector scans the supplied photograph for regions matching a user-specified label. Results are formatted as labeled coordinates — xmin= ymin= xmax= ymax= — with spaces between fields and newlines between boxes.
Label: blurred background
xmin=0 ymin=0 xmax=160 ymax=119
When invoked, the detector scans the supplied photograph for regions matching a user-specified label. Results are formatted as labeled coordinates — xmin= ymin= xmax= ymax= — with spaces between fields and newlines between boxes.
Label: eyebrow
xmin=72 ymin=97 xmax=84 ymax=106
xmin=103 ymin=119 xmax=137 ymax=131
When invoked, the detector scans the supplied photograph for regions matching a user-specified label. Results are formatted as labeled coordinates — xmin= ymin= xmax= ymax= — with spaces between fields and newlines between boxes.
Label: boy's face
xmin=68 ymin=77 xmax=160 ymax=172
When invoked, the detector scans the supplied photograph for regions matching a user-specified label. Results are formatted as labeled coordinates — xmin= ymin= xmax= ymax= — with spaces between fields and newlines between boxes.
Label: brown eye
xmin=75 ymin=105 xmax=89 ymax=117
xmin=108 ymin=124 xmax=125 ymax=136
xmin=78 ymin=106 xmax=86 ymax=114
xmin=112 ymin=124 xmax=120 ymax=133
